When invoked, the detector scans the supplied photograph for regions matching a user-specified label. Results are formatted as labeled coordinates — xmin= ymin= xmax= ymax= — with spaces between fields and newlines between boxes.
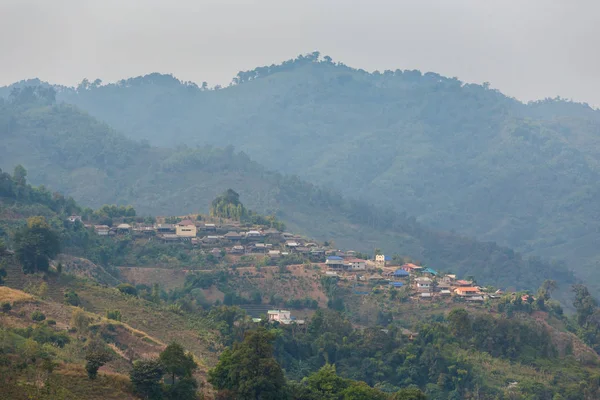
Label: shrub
xmin=117 ymin=283 xmax=138 ymax=296
xmin=31 ymin=311 xmax=46 ymax=321
xmin=46 ymin=319 xmax=56 ymax=325
xmin=1 ymin=302 xmax=11 ymax=312
xmin=106 ymin=309 xmax=122 ymax=321
xmin=64 ymin=289 xmax=81 ymax=306
xmin=71 ymin=308 xmax=90 ymax=333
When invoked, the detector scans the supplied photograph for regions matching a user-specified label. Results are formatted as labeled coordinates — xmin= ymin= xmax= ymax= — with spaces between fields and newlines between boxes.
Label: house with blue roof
xmin=326 ymin=255 xmax=345 ymax=270
xmin=392 ymin=269 xmax=410 ymax=280
xmin=422 ymin=268 xmax=438 ymax=276
xmin=389 ymin=282 xmax=404 ymax=288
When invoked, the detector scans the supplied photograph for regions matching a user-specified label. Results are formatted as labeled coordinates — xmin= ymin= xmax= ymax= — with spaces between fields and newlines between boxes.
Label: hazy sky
xmin=1 ymin=0 xmax=599 ymax=105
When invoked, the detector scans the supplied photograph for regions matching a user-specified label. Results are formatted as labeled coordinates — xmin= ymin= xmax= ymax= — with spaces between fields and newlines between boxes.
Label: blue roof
xmin=327 ymin=256 xmax=343 ymax=261
xmin=393 ymin=269 xmax=410 ymax=277
xmin=389 ymin=282 xmax=404 ymax=287
xmin=384 ymin=255 xmax=391 ymax=261
xmin=423 ymin=268 xmax=438 ymax=275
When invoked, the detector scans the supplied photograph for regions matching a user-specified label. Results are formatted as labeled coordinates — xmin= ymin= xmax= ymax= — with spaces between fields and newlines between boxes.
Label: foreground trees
xmin=209 ymin=328 xmax=287 ymax=399
xmin=130 ymin=342 xmax=198 ymax=400
xmin=209 ymin=327 xmax=426 ymax=400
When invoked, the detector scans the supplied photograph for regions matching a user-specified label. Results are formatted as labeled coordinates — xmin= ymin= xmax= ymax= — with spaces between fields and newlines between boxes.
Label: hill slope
xmin=0 ymin=91 xmax=574 ymax=292
xmin=39 ymin=54 xmax=600 ymax=288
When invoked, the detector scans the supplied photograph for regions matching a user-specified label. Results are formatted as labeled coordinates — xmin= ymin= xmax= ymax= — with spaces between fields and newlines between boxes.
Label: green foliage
xmin=63 ymin=289 xmax=81 ymax=306
xmin=390 ymin=388 xmax=427 ymax=400
xmin=106 ymin=309 xmax=122 ymax=321
xmin=117 ymin=283 xmax=138 ymax=296
xmin=14 ymin=216 xmax=60 ymax=274
xmin=13 ymin=324 xmax=70 ymax=347
xmin=130 ymin=359 xmax=165 ymax=400
xmin=211 ymin=189 xmax=246 ymax=220
xmin=31 ymin=310 xmax=46 ymax=321
xmin=85 ymin=339 xmax=113 ymax=379
xmin=209 ymin=327 xmax=287 ymax=400
xmin=159 ymin=342 xmax=197 ymax=385
xmin=1 ymin=301 xmax=11 ymax=312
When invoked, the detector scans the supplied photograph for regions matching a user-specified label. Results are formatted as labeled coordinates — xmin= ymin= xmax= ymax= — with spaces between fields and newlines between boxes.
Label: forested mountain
xmin=26 ymin=53 xmax=600 ymax=291
xmin=0 ymin=87 xmax=573 ymax=292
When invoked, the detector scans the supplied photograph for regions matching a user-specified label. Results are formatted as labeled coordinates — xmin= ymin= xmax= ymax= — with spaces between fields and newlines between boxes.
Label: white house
xmin=415 ymin=277 xmax=432 ymax=292
xmin=267 ymin=310 xmax=291 ymax=322
xmin=344 ymin=258 xmax=367 ymax=271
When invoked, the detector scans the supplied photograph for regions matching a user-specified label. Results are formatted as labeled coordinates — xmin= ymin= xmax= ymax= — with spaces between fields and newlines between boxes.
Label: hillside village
xmin=76 ymin=214 xmax=515 ymax=307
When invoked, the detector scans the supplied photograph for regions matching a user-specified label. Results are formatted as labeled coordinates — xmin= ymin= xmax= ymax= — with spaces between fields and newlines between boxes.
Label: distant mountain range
xmin=0 ymin=86 xmax=573 ymax=292
xmin=6 ymin=53 xmax=596 ymax=291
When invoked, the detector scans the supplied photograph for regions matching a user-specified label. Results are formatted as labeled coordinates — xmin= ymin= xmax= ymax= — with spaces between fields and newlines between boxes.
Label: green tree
xmin=208 ymin=328 xmax=287 ymax=400
xmin=117 ymin=283 xmax=138 ymax=296
xmin=14 ymin=216 xmax=60 ymax=274
xmin=304 ymin=364 xmax=349 ymax=400
xmin=130 ymin=359 xmax=165 ymax=400
xmin=340 ymin=381 xmax=388 ymax=400
xmin=85 ymin=339 xmax=113 ymax=379
xmin=159 ymin=342 xmax=197 ymax=385
xmin=391 ymin=387 xmax=428 ymax=400
xmin=13 ymin=164 xmax=27 ymax=186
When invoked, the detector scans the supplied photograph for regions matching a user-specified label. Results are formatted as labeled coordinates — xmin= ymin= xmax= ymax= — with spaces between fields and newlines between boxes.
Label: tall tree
xmin=208 ymin=328 xmax=287 ymax=400
xmin=159 ymin=342 xmax=197 ymax=385
xmin=130 ymin=359 xmax=165 ymax=400
xmin=14 ymin=216 xmax=60 ymax=274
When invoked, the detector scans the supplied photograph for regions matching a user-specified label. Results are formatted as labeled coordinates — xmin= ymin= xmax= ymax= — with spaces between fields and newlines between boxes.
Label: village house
xmin=391 ymin=269 xmax=410 ymax=280
xmin=116 ymin=223 xmax=131 ymax=234
xmin=344 ymin=258 xmax=367 ymax=271
xmin=94 ymin=225 xmax=110 ymax=236
xmin=67 ymin=215 xmax=82 ymax=223
xmin=415 ymin=277 xmax=432 ymax=292
xmin=267 ymin=309 xmax=291 ymax=322
xmin=401 ymin=263 xmax=423 ymax=273
xmin=268 ymin=250 xmax=281 ymax=258
xmin=157 ymin=224 xmax=176 ymax=234
xmin=422 ymin=267 xmax=438 ymax=276
xmin=246 ymin=230 xmax=262 ymax=239
xmin=286 ymin=241 xmax=300 ymax=248
xmin=133 ymin=225 xmax=155 ymax=236
xmin=375 ymin=254 xmax=390 ymax=268
xmin=263 ymin=228 xmax=280 ymax=236
xmin=454 ymin=287 xmax=481 ymax=297
xmin=230 ymin=245 xmax=245 ymax=254
xmin=176 ymin=220 xmax=197 ymax=237
xmin=160 ymin=234 xmax=180 ymax=242
xmin=203 ymin=235 xmax=220 ymax=244
xmin=224 ymin=231 xmax=243 ymax=241
xmin=203 ymin=223 xmax=217 ymax=232
xmin=326 ymin=255 xmax=345 ymax=270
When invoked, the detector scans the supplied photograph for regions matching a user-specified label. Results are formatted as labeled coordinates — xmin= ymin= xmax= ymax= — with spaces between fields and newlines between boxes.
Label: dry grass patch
xmin=0 ymin=286 xmax=34 ymax=304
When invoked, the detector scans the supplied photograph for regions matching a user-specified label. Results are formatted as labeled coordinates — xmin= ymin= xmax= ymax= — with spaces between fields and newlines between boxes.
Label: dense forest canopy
xmin=12 ymin=53 xmax=600 ymax=294
xmin=0 ymin=93 xmax=574 ymax=293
